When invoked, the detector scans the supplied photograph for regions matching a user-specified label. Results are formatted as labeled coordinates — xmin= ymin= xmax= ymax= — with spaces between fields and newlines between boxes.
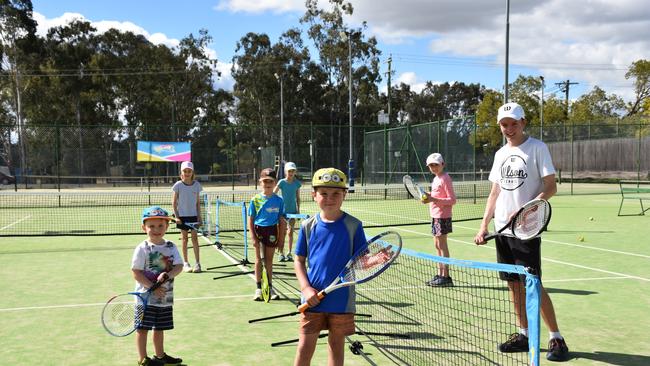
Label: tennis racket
xmin=261 ymin=254 xmax=271 ymax=303
xmin=403 ymin=175 xmax=428 ymax=202
xmin=297 ymin=231 xmax=402 ymax=313
xmin=483 ymin=199 xmax=552 ymax=241
xmin=101 ymin=278 xmax=166 ymax=337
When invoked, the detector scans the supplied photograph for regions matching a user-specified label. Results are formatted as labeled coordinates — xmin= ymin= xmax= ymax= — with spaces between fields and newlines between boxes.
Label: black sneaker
xmin=153 ymin=353 xmax=183 ymax=365
xmin=138 ymin=357 xmax=164 ymax=366
xmin=546 ymin=337 xmax=569 ymax=362
xmin=499 ymin=333 xmax=529 ymax=353
xmin=425 ymin=275 xmax=441 ymax=286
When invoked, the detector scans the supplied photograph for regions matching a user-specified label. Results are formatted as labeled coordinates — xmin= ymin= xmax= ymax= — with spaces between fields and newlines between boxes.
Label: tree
xmin=0 ymin=0 xmax=38 ymax=173
xmin=625 ymin=59 xmax=650 ymax=116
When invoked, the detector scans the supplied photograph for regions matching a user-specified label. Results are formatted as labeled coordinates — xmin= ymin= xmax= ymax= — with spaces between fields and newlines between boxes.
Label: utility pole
xmin=539 ymin=76 xmax=545 ymax=141
xmin=384 ymin=55 xmax=392 ymax=185
xmin=555 ymin=79 xmax=578 ymax=118
xmin=504 ymin=0 xmax=510 ymax=104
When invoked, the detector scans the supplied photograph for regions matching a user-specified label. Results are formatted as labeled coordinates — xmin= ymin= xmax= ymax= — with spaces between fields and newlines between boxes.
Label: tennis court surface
xmin=1 ymin=186 xmax=649 ymax=365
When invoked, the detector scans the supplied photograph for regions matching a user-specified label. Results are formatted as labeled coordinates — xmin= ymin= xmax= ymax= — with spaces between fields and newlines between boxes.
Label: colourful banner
xmin=137 ymin=141 xmax=191 ymax=162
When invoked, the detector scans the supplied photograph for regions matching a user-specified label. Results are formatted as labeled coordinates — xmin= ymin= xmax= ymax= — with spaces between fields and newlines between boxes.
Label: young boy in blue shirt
xmin=132 ymin=206 xmax=184 ymax=366
xmin=293 ymin=168 xmax=368 ymax=366
xmin=248 ymin=168 xmax=286 ymax=301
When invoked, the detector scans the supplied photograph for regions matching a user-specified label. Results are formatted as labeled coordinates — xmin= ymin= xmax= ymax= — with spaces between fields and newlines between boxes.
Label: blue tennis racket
xmin=101 ymin=278 xmax=166 ymax=337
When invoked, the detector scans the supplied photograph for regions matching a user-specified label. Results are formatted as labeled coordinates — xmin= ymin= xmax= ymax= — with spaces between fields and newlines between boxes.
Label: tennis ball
xmin=578 ymin=236 xmax=585 ymax=242
xmin=589 ymin=217 xmax=594 ymax=221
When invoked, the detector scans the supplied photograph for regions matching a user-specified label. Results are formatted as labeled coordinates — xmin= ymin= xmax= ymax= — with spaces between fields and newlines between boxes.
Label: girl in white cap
xmin=172 ymin=161 xmax=203 ymax=273
xmin=274 ymin=162 xmax=302 ymax=262
xmin=423 ymin=153 xmax=456 ymax=287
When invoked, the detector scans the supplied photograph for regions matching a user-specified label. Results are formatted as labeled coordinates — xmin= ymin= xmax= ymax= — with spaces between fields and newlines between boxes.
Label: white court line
xmin=542 ymin=276 xmax=627 ymax=283
xmin=0 ymin=215 xmax=32 ymax=232
xmin=349 ymin=208 xmax=650 ymax=282
xmin=0 ymin=294 xmax=252 ymax=312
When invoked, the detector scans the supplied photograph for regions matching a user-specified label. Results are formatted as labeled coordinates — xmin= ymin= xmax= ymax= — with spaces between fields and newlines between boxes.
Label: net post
xmin=525 ymin=267 xmax=542 ymax=366
xmin=242 ymin=201 xmax=248 ymax=262
xmin=215 ymin=199 xmax=221 ymax=243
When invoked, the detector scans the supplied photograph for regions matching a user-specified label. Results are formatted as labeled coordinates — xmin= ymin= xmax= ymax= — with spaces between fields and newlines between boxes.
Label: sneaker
xmin=546 ymin=337 xmax=569 ymax=362
xmin=183 ymin=262 xmax=193 ymax=273
xmin=153 ymin=353 xmax=183 ymax=365
xmin=193 ymin=263 xmax=202 ymax=273
xmin=270 ymin=288 xmax=280 ymax=300
xmin=425 ymin=275 xmax=441 ymax=286
xmin=286 ymin=253 xmax=293 ymax=262
xmin=428 ymin=276 xmax=454 ymax=287
xmin=253 ymin=288 xmax=262 ymax=301
xmin=279 ymin=254 xmax=286 ymax=262
xmin=499 ymin=333 xmax=529 ymax=353
xmin=138 ymin=357 xmax=164 ymax=366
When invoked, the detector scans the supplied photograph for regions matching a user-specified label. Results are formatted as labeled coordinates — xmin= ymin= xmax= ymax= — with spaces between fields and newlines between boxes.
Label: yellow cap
xmin=312 ymin=168 xmax=347 ymax=189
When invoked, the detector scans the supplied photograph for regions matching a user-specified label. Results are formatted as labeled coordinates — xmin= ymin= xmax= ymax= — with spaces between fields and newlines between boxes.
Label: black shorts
xmin=254 ymin=224 xmax=280 ymax=248
xmin=176 ymin=216 xmax=198 ymax=231
xmin=136 ymin=305 xmax=174 ymax=331
xmin=496 ymin=236 xmax=542 ymax=281
xmin=431 ymin=218 xmax=453 ymax=236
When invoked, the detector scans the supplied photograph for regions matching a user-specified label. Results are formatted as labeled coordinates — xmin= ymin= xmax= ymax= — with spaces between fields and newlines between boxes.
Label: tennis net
xmin=354 ymin=248 xmax=541 ymax=366
xmin=0 ymin=181 xmax=490 ymax=236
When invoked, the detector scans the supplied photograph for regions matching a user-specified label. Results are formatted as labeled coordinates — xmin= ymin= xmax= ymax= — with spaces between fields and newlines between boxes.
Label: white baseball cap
xmin=497 ymin=102 xmax=525 ymax=123
xmin=425 ymin=153 xmax=444 ymax=166
xmin=284 ymin=162 xmax=297 ymax=171
xmin=180 ymin=161 xmax=194 ymax=171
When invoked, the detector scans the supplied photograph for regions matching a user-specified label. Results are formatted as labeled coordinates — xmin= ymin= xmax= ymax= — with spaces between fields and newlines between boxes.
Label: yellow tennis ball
xmin=578 ymin=236 xmax=585 ymax=242
xmin=589 ymin=217 xmax=594 ymax=221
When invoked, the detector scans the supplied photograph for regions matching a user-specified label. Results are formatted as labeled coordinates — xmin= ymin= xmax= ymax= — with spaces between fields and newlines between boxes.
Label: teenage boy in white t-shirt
xmin=474 ymin=102 xmax=569 ymax=362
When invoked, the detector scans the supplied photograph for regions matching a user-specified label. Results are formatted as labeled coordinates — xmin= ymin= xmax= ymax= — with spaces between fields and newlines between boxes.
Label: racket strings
xmin=344 ymin=241 xmax=397 ymax=283
xmin=102 ymin=295 xmax=145 ymax=336
xmin=513 ymin=202 xmax=550 ymax=238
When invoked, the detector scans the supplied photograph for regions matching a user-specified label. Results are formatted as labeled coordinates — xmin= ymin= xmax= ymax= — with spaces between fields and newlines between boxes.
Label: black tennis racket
xmin=101 ymin=278 xmax=166 ymax=337
xmin=403 ymin=175 xmax=428 ymax=202
xmin=484 ymin=199 xmax=552 ymax=241
xmin=298 ymin=231 xmax=402 ymax=313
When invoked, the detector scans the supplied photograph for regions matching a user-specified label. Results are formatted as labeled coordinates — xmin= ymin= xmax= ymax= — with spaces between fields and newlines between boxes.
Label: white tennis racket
xmin=403 ymin=175 xmax=428 ymax=202
xmin=298 ymin=231 xmax=402 ymax=313
xmin=484 ymin=199 xmax=552 ymax=241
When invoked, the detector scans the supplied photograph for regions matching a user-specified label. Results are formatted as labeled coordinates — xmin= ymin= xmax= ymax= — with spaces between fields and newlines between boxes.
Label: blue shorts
xmin=136 ymin=305 xmax=174 ymax=331
xmin=431 ymin=218 xmax=453 ymax=236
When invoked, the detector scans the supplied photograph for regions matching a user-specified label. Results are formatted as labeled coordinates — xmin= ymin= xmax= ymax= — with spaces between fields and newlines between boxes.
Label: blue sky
xmin=31 ymin=0 xmax=650 ymax=102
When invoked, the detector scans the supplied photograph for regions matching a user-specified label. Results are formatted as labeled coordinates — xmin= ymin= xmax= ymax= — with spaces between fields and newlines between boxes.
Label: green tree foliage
xmin=625 ymin=59 xmax=650 ymax=116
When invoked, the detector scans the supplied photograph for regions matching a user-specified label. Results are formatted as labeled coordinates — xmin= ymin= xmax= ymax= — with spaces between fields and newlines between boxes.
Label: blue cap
xmin=141 ymin=206 xmax=172 ymax=223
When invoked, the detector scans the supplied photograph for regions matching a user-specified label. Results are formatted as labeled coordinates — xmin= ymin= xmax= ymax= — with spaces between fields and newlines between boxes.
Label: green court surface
xmin=1 ymin=193 xmax=649 ymax=365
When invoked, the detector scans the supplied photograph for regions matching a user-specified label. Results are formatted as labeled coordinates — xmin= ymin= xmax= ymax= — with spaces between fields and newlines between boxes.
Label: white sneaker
xmin=183 ymin=263 xmax=193 ymax=273
xmin=253 ymin=288 xmax=262 ymax=301
xmin=270 ymin=288 xmax=280 ymax=300
xmin=193 ymin=263 xmax=202 ymax=273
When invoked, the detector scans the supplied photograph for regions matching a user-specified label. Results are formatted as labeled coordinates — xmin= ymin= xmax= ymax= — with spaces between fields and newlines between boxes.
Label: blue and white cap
xmin=141 ymin=206 xmax=172 ymax=223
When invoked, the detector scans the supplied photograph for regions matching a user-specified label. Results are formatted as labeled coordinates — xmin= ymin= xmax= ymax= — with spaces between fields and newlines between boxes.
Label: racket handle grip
xmin=297 ymin=292 xmax=325 ymax=313
xmin=483 ymin=233 xmax=496 ymax=241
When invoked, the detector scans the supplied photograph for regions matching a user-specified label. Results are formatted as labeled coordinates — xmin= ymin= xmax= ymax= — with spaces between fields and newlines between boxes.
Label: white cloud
xmin=32 ymin=12 xmax=180 ymax=48
xmin=215 ymin=0 xmax=305 ymax=14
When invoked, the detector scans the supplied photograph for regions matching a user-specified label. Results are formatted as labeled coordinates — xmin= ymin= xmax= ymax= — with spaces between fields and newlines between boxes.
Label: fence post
xmin=570 ymin=123 xmax=574 ymax=195
xmin=638 ymin=122 xmax=642 ymax=181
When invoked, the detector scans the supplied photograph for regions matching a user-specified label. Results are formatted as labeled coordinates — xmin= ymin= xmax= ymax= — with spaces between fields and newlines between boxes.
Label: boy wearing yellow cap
xmin=293 ymin=168 xmax=368 ymax=366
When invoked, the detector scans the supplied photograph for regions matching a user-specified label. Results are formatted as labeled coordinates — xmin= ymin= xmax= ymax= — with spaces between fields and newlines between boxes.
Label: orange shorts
xmin=299 ymin=312 xmax=355 ymax=336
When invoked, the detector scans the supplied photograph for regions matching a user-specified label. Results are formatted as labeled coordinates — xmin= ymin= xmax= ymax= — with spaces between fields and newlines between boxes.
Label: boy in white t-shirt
xmin=474 ymin=102 xmax=569 ymax=362
xmin=132 ymin=206 xmax=184 ymax=366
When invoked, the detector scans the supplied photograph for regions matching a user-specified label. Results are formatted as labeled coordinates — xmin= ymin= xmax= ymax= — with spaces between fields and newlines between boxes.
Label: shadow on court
xmin=555 ymin=350 xmax=650 ymax=365
xmin=544 ymin=287 xmax=598 ymax=296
